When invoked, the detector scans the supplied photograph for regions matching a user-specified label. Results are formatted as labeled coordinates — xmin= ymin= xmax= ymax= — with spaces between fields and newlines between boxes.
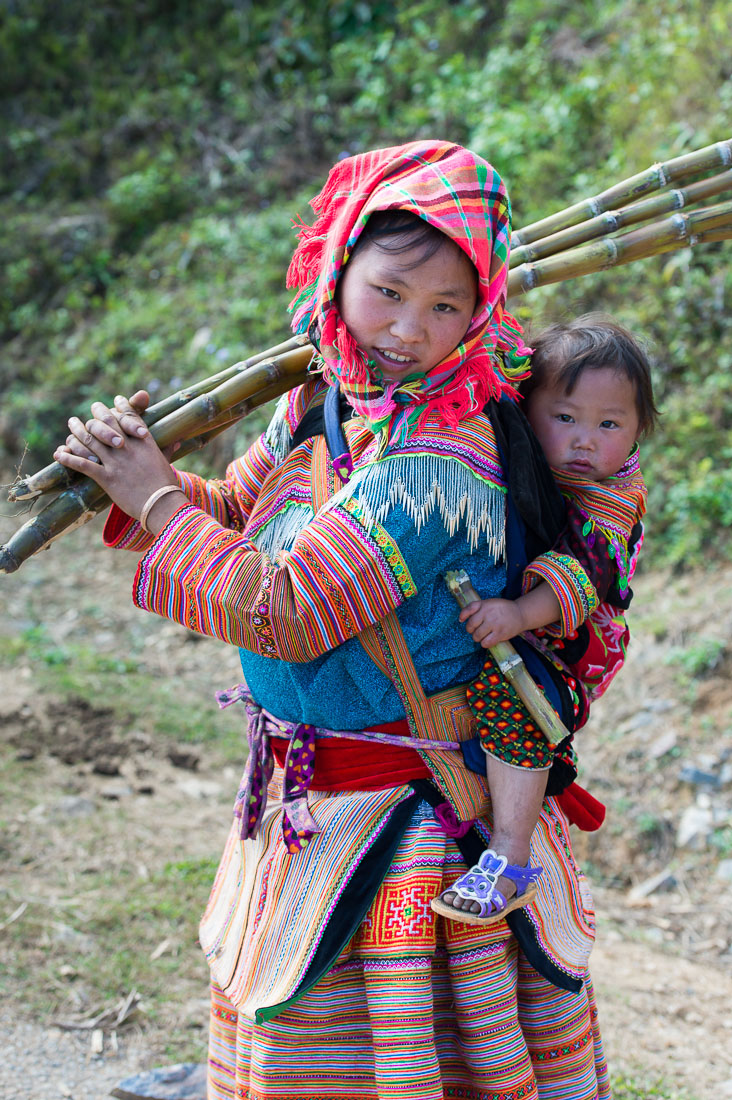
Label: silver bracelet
xmin=139 ymin=484 xmax=182 ymax=533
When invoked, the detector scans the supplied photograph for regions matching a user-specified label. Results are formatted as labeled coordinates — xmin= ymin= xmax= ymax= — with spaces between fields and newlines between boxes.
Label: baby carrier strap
xmin=307 ymin=396 xmax=489 ymax=823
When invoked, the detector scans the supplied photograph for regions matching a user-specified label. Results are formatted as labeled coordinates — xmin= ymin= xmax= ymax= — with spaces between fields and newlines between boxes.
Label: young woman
xmin=56 ymin=141 xmax=610 ymax=1100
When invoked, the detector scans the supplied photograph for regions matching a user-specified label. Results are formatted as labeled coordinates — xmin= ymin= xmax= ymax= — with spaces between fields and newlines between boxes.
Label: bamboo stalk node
xmin=3 ymin=140 xmax=732 ymax=575
xmin=496 ymin=652 xmax=524 ymax=675
xmin=718 ymin=141 xmax=732 ymax=168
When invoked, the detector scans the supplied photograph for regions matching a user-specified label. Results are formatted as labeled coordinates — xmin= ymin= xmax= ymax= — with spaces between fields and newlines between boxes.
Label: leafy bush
xmin=2 ymin=0 xmax=731 ymax=567
xmin=106 ymin=160 xmax=194 ymax=246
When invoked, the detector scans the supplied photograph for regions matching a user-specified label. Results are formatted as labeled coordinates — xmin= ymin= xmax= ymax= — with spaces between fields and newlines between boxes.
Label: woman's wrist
xmin=139 ymin=484 xmax=187 ymax=535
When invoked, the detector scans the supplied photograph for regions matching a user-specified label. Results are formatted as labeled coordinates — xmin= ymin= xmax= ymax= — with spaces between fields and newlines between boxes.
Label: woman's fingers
xmin=113 ymin=393 xmax=150 ymax=438
xmin=54 ymin=447 xmax=103 ymax=476
xmin=58 ymin=433 xmax=99 ymax=461
xmin=82 ymin=405 xmax=126 ymax=449
xmin=54 ymin=429 xmax=107 ymax=478
xmin=128 ymin=390 xmax=150 ymax=414
xmin=67 ymin=414 xmax=120 ymax=453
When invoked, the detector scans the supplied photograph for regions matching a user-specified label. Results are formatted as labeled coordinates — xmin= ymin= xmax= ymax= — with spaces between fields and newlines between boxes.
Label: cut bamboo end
xmin=444 ymin=569 xmax=569 ymax=748
xmin=1 ymin=481 xmax=109 ymax=573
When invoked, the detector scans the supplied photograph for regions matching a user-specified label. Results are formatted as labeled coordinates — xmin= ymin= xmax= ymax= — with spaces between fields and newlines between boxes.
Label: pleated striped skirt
xmin=205 ymin=802 xmax=612 ymax=1100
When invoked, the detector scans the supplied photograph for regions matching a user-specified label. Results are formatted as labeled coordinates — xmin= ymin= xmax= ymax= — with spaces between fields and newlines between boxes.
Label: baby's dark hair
xmin=523 ymin=313 xmax=658 ymax=435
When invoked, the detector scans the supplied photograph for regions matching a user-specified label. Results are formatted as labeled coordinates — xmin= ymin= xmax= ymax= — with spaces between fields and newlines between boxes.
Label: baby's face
xmin=525 ymin=366 xmax=640 ymax=481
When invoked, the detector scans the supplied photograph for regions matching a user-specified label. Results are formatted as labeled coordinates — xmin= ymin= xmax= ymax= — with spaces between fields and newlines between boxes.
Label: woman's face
xmin=337 ymin=236 xmax=478 ymax=383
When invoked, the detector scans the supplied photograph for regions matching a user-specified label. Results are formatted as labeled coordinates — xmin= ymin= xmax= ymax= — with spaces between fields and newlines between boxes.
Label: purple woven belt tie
xmin=281 ymin=722 xmax=321 ymax=852
xmin=216 ymin=682 xmax=462 ymax=853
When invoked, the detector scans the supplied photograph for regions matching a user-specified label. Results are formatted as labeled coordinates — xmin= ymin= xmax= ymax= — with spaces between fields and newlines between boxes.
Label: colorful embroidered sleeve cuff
xmin=102 ymin=468 xmax=233 ymax=551
xmin=133 ymin=503 xmax=415 ymax=661
xmin=522 ymin=551 xmax=599 ymax=637
xmin=102 ymin=435 xmax=278 ymax=551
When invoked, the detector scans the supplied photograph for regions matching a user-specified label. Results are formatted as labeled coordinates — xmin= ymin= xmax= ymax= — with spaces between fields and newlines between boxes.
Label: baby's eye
xmin=556 ymin=413 xmax=573 ymax=423
xmin=600 ymin=419 xmax=618 ymax=429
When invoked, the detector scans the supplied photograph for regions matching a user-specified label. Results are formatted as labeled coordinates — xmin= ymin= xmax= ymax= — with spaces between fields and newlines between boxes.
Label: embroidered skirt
xmin=201 ymin=797 xmax=610 ymax=1099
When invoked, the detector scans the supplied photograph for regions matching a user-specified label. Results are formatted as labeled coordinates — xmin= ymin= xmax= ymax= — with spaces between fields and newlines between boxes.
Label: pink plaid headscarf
xmin=287 ymin=140 xmax=531 ymax=443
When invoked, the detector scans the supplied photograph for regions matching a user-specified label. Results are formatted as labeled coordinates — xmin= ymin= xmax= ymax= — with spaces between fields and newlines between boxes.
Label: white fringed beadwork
xmin=327 ymin=453 xmax=506 ymax=557
xmin=252 ymin=502 xmax=314 ymax=557
xmin=263 ymin=394 xmax=293 ymax=466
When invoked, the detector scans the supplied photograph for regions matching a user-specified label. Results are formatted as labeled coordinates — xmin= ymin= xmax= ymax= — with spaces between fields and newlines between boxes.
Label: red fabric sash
xmin=556 ymin=782 xmax=606 ymax=831
xmin=270 ymin=724 xmax=606 ymax=830
xmin=270 ymin=718 xmax=430 ymax=791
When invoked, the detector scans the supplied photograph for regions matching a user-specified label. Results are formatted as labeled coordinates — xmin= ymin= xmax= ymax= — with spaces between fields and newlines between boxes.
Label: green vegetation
xmin=2 ymin=0 xmax=731 ymax=566
xmin=611 ymin=1075 xmax=697 ymax=1100
xmin=0 ymin=626 xmax=245 ymax=756
xmin=664 ymin=636 xmax=727 ymax=678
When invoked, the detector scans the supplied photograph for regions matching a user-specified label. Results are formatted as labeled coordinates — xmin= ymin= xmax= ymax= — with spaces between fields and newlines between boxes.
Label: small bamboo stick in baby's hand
xmin=444 ymin=569 xmax=569 ymax=747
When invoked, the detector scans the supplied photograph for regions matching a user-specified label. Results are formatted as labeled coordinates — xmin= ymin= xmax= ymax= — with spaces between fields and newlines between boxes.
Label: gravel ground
xmin=0 ymin=1011 xmax=150 ymax=1100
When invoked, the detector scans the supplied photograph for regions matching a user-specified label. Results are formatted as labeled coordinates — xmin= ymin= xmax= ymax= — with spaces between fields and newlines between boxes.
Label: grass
xmin=611 ymin=1072 xmax=699 ymax=1099
xmin=0 ymin=627 xmax=246 ymax=760
xmin=0 ymin=742 xmax=222 ymax=1061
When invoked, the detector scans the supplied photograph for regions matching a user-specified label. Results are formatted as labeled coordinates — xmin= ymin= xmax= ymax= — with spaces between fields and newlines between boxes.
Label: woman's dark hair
xmin=523 ymin=313 xmax=659 ymax=435
xmin=349 ymin=209 xmax=456 ymax=269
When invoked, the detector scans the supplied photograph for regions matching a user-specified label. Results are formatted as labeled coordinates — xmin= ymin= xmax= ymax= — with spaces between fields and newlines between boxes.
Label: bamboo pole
xmin=1 ymin=351 xmax=312 ymax=573
xmin=508 ymin=168 xmax=732 ymax=268
xmin=1 ymin=480 xmax=109 ymax=574
xmin=511 ymin=139 xmax=732 ymax=247
xmin=144 ymin=334 xmax=307 ymax=424
xmin=508 ymin=200 xmax=732 ymax=295
xmin=127 ymin=345 xmax=312 ymax=451
xmin=9 ymin=335 xmax=310 ymax=502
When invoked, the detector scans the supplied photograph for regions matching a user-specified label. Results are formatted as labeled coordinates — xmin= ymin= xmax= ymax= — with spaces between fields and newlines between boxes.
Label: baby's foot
xmin=430 ymin=849 xmax=541 ymax=926
xmin=438 ymin=876 xmax=517 ymax=917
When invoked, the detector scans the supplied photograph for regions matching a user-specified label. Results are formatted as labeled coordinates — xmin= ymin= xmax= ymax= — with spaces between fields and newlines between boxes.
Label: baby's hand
xmin=459 ymin=598 xmax=525 ymax=648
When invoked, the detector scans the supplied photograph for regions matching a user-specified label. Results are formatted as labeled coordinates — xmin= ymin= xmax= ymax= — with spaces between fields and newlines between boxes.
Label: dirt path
xmin=591 ymin=936 xmax=732 ymax=1096
xmin=1 ymin=511 xmax=732 ymax=1098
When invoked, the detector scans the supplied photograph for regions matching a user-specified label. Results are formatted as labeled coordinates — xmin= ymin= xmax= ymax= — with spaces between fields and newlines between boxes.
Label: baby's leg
xmin=446 ymin=761 xmax=548 ymax=916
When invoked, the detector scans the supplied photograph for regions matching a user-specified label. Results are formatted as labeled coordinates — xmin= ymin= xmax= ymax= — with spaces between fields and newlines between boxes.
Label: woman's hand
xmin=54 ymin=393 xmax=186 ymax=533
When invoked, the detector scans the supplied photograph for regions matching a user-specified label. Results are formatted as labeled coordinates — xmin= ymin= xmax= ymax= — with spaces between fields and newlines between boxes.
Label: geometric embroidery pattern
xmin=466 ymin=651 xmax=552 ymax=769
xmin=353 ymin=875 xmax=438 ymax=955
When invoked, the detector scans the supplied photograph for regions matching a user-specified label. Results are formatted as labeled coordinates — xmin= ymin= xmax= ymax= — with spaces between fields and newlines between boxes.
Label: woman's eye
xmin=434 ymin=302 xmax=456 ymax=313
xmin=378 ymin=286 xmax=399 ymax=299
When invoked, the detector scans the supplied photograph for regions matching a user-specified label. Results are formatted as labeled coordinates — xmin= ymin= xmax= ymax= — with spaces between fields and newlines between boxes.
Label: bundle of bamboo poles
xmin=2 ymin=138 xmax=732 ymax=575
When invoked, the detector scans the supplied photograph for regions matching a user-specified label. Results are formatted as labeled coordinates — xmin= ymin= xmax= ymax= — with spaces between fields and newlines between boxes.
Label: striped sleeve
xmin=103 ymin=433 xmax=277 ymax=552
xmin=132 ymin=502 xmax=416 ymax=661
xmin=521 ymin=551 xmax=599 ymax=637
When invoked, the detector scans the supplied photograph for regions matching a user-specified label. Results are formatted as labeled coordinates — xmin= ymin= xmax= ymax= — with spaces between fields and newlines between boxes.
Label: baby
xmin=433 ymin=315 xmax=657 ymax=924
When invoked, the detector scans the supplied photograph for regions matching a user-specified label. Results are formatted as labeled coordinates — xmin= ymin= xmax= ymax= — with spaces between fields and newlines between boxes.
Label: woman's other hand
xmin=54 ymin=394 xmax=186 ymax=533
